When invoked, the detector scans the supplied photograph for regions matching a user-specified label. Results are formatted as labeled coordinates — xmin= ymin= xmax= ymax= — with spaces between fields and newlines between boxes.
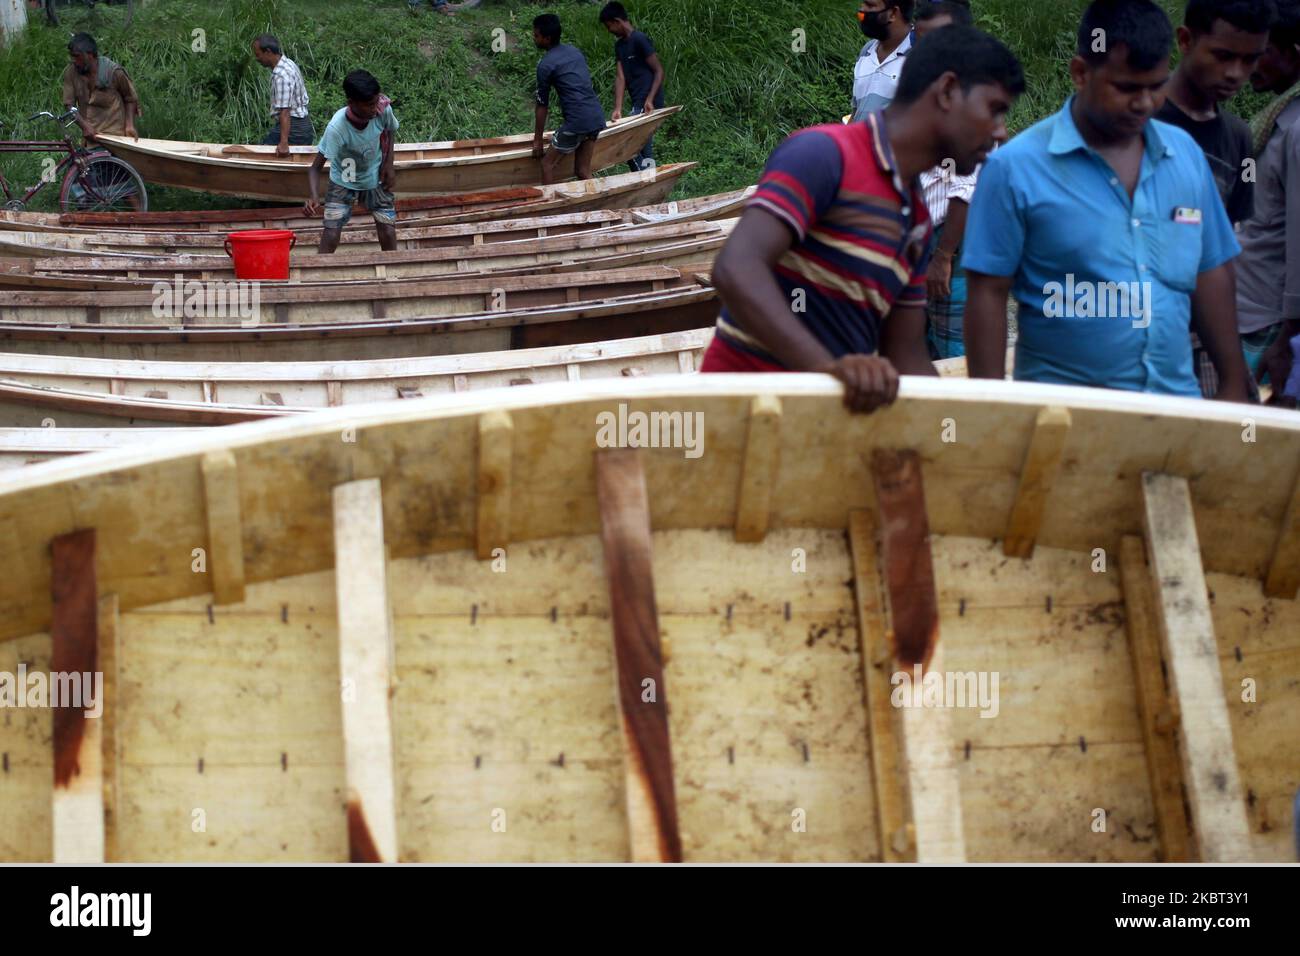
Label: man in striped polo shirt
xmin=705 ymin=25 xmax=1024 ymax=413
xmin=252 ymin=34 xmax=313 ymax=157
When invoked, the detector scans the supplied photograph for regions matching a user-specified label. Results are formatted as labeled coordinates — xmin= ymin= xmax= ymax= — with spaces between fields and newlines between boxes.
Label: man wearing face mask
xmin=851 ymin=0 xmax=916 ymax=123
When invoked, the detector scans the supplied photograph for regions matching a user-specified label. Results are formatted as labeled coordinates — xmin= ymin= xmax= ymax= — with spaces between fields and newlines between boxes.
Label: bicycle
xmin=44 ymin=0 xmax=135 ymax=29
xmin=0 ymin=107 xmax=149 ymax=213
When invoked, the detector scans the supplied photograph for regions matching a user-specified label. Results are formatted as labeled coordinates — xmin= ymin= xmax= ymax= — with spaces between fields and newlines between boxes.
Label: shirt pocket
xmin=1151 ymin=218 xmax=1202 ymax=294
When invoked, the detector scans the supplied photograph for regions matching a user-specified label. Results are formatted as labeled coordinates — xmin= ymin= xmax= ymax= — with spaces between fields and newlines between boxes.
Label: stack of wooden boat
xmin=0 ymin=150 xmax=756 ymax=464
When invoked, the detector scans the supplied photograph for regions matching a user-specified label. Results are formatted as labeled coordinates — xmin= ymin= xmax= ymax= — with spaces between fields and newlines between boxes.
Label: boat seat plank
xmin=1003 ymin=406 xmax=1072 ymax=558
xmin=1141 ymin=472 xmax=1253 ymax=861
xmin=1119 ymin=535 xmax=1193 ymax=861
xmin=734 ymin=395 xmax=781 ymax=543
xmin=595 ymin=449 xmax=682 ymax=862
xmin=50 ymin=528 xmax=103 ymax=863
xmin=200 ymin=450 xmax=246 ymax=606
xmin=333 ymin=479 xmax=399 ymax=863
xmin=476 ymin=412 xmax=512 ymax=561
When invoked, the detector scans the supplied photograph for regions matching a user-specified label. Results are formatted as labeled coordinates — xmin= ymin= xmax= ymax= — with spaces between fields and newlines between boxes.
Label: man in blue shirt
xmin=600 ymin=2 xmax=666 ymax=172
xmin=964 ymin=0 xmax=1250 ymax=400
xmin=532 ymin=14 xmax=607 ymax=185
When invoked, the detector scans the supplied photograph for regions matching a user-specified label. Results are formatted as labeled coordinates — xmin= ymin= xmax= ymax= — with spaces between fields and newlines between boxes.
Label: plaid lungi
xmin=1193 ymin=324 xmax=1279 ymax=400
xmin=925 ymin=224 xmax=967 ymax=360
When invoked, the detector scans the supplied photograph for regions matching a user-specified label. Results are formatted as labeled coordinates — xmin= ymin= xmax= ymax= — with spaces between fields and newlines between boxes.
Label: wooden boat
xmin=93 ymin=109 xmax=682 ymax=200
xmin=0 ymin=190 xmax=752 ymax=259
xmin=0 ymin=164 xmax=718 ymax=236
xmin=0 ymin=220 xmax=733 ymax=291
xmin=0 ymin=265 xmax=697 ymax=327
xmin=0 ymin=283 xmax=718 ymax=361
xmin=0 ymin=375 xmax=1294 ymax=863
xmin=0 ymin=328 xmax=711 ymax=428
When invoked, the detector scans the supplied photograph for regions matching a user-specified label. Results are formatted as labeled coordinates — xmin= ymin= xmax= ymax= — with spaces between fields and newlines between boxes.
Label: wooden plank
xmin=869 ymin=454 xmax=965 ymax=862
xmin=898 ymin=643 xmax=966 ymax=863
xmin=1118 ymin=535 xmax=1193 ymax=862
xmin=1003 ymin=406 xmax=1072 ymax=558
xmin=476 ymin=411 xmax=512 ymax=561
xmin=1264 ymin=463 xmax=1300 ymax=599
xmin=734 ymin=395 xmax=782 ymax=543
xmin=848 ymin=510 xmax=913 ymax=862
xmin=871 ymin=449 xmax=939 ymax=667
xmin=200 ymin=449 xmax=246 ymax=606
xmin=99 ymin=593 xmax=121 ymax=862
xmin=332 ymin=479 xmax=399 ymax=863
xmin=50 ymin=528 xmax=103 ymax=863
xmin=594 ymin=449 xmax=682 ymax=862
xmin=1141 ymin=472 xmax=1253 ymax=862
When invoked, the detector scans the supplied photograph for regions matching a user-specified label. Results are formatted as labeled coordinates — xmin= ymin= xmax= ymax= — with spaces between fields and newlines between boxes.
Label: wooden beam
xmin=898 ymin=643 xmax=966 ymax=863
xmin=332 ymin=478 xmax=399 ymax=863
xmin=476 ymin=410 xmax=513 ymax=561
xmin=848 ymin=509 xmax=913 ymax=862
xmin=595 ymin=448 xmax=682 ymax=862
xmin=1003 ymin=406 xmax=1072 ymax=558
xmin=734 ymin=395 xmax=782 ymax=543
xmin=50 ymin=528 xmax=104 ymax=863
xmin=1118 ymin=536 xmax=1192 ymax=862
xmin=870 ymin=449 xmax=939 ymax=667
xmin=867 ymin=454 xmax=965 ymax=862
xmin=1141 ymin=472 xmax=1252 ymax=862
xmin=1264 ymin=463 xmax=1300 ymax=599
xmin=99 ymin=593 xmax=120 ymax=862
xmin=200 ymin=449 xmax=246 ymax=605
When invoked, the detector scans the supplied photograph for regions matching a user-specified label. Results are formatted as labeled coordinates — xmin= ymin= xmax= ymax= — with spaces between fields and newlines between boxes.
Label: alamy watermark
xmin=891 ymin=664 xmax=1000 ymax=719
xmin=152 ymin=274 xmax=262 ymax=327
xmin=0 ymin=664 xmax=102 ymax=718
xmin=1043 ymin=274 xmax=1151 ymax=329
xmin=595 ymin=403 xmax=704 ymax=459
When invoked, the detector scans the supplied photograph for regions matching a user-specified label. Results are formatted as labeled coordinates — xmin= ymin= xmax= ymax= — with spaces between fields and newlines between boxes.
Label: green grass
xmin=0 ymin=0 xmax=1275 ymax=210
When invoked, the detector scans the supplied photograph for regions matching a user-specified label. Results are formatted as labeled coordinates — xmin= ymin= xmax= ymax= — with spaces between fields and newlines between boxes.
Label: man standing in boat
xmin=303 ymin=70 xmax=399 ymax=254
xmin=599 ymin=2 xmax=666 ymax=172
xmin=532 ymin=13 xmax=607 ymax=185
xmin=252 ymin=34 xmax=314 ymax=158
xmin=704 ymin=25 xmax=1025 ymax=414
xmin=61 ymin=33 xmax=140 ymax=143
xmin=962 ymin=0 xmax=1251 ymax=401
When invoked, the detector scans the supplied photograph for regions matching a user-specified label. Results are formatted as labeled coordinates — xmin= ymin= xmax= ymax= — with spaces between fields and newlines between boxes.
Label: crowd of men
xmin=56 ymin=3 xmax=664 ymax=254
xmin=54 ymin=0 xmax=1300 ymax=408
xmin=709 ymin=0 xmax=1300 ymax=411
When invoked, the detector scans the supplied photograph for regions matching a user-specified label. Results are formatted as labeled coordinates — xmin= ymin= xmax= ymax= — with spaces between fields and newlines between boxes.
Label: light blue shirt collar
xmin=1047 ymin=95 xmax=1176 ymax=161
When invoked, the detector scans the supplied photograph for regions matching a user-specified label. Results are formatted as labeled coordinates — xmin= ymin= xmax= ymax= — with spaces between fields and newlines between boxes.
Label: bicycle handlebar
xmin=25 ymin=108 xmax=80 ymax=129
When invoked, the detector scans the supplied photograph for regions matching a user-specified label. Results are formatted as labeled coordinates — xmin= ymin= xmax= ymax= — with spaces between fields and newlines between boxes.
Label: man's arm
xmin=927 ymin=198 xmax=968 ymax=300
xmin=964 ymin=271 xmax=1013 ymax=378
xmin=644 ymin=52 xmax=665 ymax=112
xmin=276 ymin=108 xmax=292 ymax=156
xmin=611 ymin=61 xmax=626 ymax=121
xmin=303 ymin=152 xmax=327 ymax=216
xmin=713 ymin=209 xmax=898 ymax=412
xmin=380 ymin=124 xmax=396 ymax=191
xmin=1191 ymin=261 xmax=1250 ymax=402
xmin=533 ymin=103 xmax=548 ymax=157
xmin=880 ymin=304 xmax=938 ymax=376
xmin=114 ymin=68 xmax=140 ymax=138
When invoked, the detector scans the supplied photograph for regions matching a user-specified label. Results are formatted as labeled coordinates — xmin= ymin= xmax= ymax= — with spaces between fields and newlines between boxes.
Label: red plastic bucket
xmin=223 ymin=230 xmax=297 ymax=280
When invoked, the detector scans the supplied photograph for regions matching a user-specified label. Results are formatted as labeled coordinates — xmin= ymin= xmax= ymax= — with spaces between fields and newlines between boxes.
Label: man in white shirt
xmin=252 ymin=34 xmax=313 ymax=157
xmin=851 ymin=0 xmax=915 ymax=122
xmin=913 ymin=1 xmax=979 ymax=358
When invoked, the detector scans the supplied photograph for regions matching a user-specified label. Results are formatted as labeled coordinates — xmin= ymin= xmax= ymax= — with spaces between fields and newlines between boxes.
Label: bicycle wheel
xmin=60 ymin=154 xmax=149 ymax=213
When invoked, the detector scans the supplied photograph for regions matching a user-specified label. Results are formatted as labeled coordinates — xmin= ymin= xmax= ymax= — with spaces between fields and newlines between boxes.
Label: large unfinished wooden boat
xmin=0 ymin=220 xmax=732 ymax=291
xmin=0 ymin=164 xmax=720 ymax=236
xmin=0 ymin=376 xmax=1294 ymax=862
xmin=0 ymin=329 xmax=711 ymax=431
xmin=92 ymin=110 xmax=681 ymax=200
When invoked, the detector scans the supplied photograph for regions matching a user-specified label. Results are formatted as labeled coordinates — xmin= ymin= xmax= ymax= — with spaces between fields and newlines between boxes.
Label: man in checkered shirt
xmin=252 ymin=34 xmax=313 ymax=157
